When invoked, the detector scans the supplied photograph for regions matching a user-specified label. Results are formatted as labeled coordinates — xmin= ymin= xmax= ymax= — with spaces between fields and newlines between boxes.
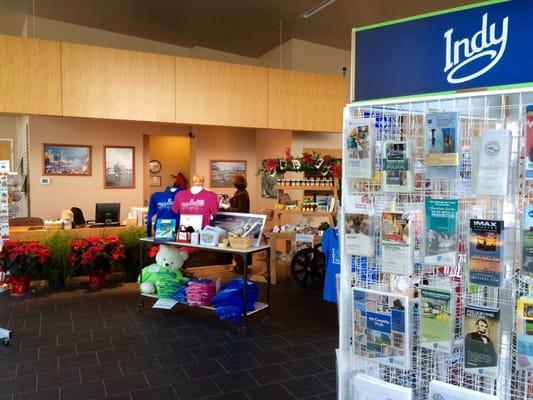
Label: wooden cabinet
xmin=268 ymin=68 xmax=346 ymax=132
xmin=0 ymin=35 xmax=61 ymax=115
xmin=61 ymin=43 xmax=175 ymax=122
xmin=175 ymin=58 xmax=268 ymax=128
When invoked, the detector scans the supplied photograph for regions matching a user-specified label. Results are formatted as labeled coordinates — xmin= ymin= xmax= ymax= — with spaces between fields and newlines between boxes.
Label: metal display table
xmin=138 ymin=238 xmax=271 ymax=333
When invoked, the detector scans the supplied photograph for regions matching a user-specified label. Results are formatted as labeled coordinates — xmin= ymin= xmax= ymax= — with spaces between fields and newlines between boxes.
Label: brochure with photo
xmin=154 ymin=219 xmax=177 ymax=243
xmin=522 ymin=205 xmax=533 ymax=278
xmin=424 ymin=198 xmax=458 ymax=267
xmin=382 ymin=140 xmax=414 ymax=193
xmin=295 ymin=234 xmax=314 ymax=253
xmin=425 ymin=112 xmax=460 ymax=179
xmin=525 ymin=106 xmax=533 ymax=179
xmin=345 ymin=118 xmax=374 ymax=179
xmin=463 ymin=305 xmax=500 ymax=378
xmin=516 ymin=296 xmax=533 ymax=370
xmin=381 ymin=212 xmax=412 ymax=275
xmin=468 ymin=219 xmax=504 ymax=287
xmin=420 ymin=286 xmax=453 ymax=352
xmin=353 ymin=374 xmax=413 ymax=400
xmin=474 ymin=129 xmax=511 ymax=196
xmin=345 ymin=213 xmax=373 ymax=257
xmin=352 ymin=288 xmax=410 ymax=370
xmin=429 ymin=380 xmax=497 ymax=400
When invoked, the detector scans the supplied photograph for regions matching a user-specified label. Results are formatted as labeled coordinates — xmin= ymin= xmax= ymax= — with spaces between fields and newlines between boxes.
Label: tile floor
xmin=0 ymin=275 xmax=338 ymax=400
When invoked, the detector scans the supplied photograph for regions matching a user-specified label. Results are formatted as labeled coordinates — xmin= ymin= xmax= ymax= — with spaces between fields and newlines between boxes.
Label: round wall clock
xmin=148 ymin=160 xmax=162 ymax=173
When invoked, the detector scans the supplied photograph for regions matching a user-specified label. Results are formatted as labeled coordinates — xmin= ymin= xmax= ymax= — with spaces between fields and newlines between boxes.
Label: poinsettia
xmin=0 ymin=240 xmax=50 ymax=277
xmin=70 ymin=236 xmax=125 ymax=273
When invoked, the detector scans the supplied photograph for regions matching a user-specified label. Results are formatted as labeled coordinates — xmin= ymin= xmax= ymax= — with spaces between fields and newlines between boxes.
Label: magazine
xmin=516 ymin=296 xmax=533 ymax=370
xmin=522 ymin=206 xmax=533 ymax=278
xmin=353 ymin=374 xmax=412 ymax=400
xmin=474 ymin=129 xmax=511 ymax=196
xmin=420 ymin=286 xmax=453 ymax=352
xmin=464 ymin=305 xmax=500 ymax=378
xmin=425 ymin=112 xmax=460 ymax=179
xmin=154 ymin=218 xmax=177 ymax=242
xmin=381 ymin=212 xmax=412 ymax=275
xmin=345 ymin=118 xmax=374 ymax=179
xmin=429 ymin=380 xmax=497 ymax=400
xmin=424 ymin=199 xmax=458 ymax=267
xmin=525 ymin=106 xmax=533 ymax=179
xmin=382 ymin=140 xmax=413 ymax=193
xmin=468 ymin=219 xmax=504 ymax=287
xmin=352 ymin=288 xmax=410 ymax=370
xmin=345 ymin=213 xmax=373 ymax=257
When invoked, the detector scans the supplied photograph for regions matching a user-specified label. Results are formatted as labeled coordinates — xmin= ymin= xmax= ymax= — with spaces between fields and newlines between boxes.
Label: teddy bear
xmin=139 ymin=244 xmax=189 ymax=298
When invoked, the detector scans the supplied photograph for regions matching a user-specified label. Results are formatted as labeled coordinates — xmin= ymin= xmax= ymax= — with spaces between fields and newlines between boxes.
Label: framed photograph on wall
xmin=43 ymin=144 xmax=92 ymax=176
xmin=209 ymin=160 xmax=246 ymax=188
xmin=149 ymin=175 xmax=161 ymax=187
xmin=104 ymin=146 xmax=135 ymax=189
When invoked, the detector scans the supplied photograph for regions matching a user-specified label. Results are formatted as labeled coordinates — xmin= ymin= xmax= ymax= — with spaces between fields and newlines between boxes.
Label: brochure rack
xmin=339 ymin=89 xmax=533 ymax=399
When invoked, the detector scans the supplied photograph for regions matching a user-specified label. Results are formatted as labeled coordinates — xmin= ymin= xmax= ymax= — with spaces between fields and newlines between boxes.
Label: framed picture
xmin=149 ymin=175 xmax=161 ymax=187
xmin=104 ymin=146 xmax=135 ymax=189
xmin=261 ymin=172 xmax=277 ymax=198
xmin=209 ymin=160 xmax=246 ymax=188
xmin=43 ymin=144 xmax=92 ymax=176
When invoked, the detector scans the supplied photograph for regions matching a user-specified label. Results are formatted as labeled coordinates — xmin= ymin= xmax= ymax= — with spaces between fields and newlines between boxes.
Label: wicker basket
xmin=229 ymin=236 xmax=252 ymax=249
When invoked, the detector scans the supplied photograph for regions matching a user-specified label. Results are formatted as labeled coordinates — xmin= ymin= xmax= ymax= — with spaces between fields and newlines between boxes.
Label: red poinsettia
xmin=284 ymin=147 xmax=293 ymax=163
xmin=147 ymin=245 xmax=160 ymax=259
xmin=0 ymin=240 xmax=50 ymax=277
xmin=70 ymin=236 xmax=125 ymax=273
xmin=302 ymin=152 xmax=313 ymax=168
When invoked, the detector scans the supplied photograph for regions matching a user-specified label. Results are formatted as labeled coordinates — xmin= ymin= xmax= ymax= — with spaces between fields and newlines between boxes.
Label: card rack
xmin=338 ymin=90 xmax=533 ymax=400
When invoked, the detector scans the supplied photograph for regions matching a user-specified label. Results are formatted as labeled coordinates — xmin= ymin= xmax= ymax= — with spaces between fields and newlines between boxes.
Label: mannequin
xmin=171 ymin=174 xmax=218 ymax=228
xmin=146 ymin=186 xmax=180 ymax=237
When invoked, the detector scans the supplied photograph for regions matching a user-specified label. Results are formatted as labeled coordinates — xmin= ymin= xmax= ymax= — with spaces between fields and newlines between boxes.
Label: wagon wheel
xmin=290 ymin=246 xmax=325 ymax=289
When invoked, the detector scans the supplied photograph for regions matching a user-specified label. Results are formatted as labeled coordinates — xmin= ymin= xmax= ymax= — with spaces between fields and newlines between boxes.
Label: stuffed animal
xmin=139 ymin=245 xmax=189 ymax=298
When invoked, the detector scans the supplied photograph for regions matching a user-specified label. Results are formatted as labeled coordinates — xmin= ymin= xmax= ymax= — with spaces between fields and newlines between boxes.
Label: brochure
xmin=516 ymin=296 xmax=533 ymax=370
xmin=522 ymin=205 xmax=533 ymax=278
xmin=381 ymin=212 xmax=412 ymax=275
xmin=463 ymin=305 xmax=500 ymax=378
xmin=424 ymin=199 xmax=458 ymax=267
xmin=429 ymin=380 xmax=497 ymax=400
xmin=474 ymin=129 xmax=511 ymax=196
xmin=345 ymin=213 xmax=373 ymax=257
xmin=525 ymin=106 xmax=533 ymax=179
xmin=154 ymin=218 xmax=177 ymax=243
xmin=295 ymin=234 xmax=314 ymax=253
xmin=420 ymin=286 xmax=453 ymax=352
xmin=468 ymin=219 xmax=504 ymax=287
xmin=382 ymin=140 xmax=414 ymax=193
xmin=425 ymin=112 xmax=460 ymax=179
xmin=352 ymin=288 xmax=410 ymax=370
xmin=353 ymin=374 xmax=412 ymax=400
xmin=345 ymin=118 xmax=374 ymax=179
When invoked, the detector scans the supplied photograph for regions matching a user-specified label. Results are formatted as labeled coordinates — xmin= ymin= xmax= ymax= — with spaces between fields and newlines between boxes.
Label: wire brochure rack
xmin=338 ymin=89 xmax=533 ymax=400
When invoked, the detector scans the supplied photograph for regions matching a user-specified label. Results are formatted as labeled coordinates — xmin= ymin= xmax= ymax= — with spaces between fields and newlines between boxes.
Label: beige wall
xmin=28 ymin=116 xmax=189 ymax=220
xmin=292 ymin=131 xmax=341 ymax=156
xmin=0 ymin=116 xmax=18 ymax=166
xmin=148 ymin=135 xmax=190 ymax=196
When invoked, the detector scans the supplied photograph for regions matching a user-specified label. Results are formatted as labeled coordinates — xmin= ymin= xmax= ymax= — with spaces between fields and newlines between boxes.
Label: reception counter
xmin=9 ymin=225 xmax=131 ymax=242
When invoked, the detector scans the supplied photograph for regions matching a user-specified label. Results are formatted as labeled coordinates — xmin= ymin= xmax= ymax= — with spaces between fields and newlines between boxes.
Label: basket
xmin=229 ymin=236 xmax=252 ymax=249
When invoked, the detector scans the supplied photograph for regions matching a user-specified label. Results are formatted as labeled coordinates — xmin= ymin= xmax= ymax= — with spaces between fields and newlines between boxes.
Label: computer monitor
xmin=95 ymin=203 xmax=120 ymax=225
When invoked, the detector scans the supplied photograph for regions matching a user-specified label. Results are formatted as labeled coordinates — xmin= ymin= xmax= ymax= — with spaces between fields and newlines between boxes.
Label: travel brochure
xmin=154 ymin=218 xmax=177 ymax=243
xmin=345 ymin=118 xmax=374 ymax=179
xmin=381 ymin=140 xmax=414 ymax=193
xmin=353 ymin=374 xmax=412 ymax=400
xmin=463 ymin=305 xmax=500 ymax=378
xmin=425 ymin=112 xmax=460 ymax=179
xmin=381 ymin=211 xmax=412 ymax=275
xmin=429 ymin=380 xmax=497 ymax=400
xmin=352 ymin=288 xmax=410 ymax=370
xmin=522 ymin=205 xmax=533 ymax=279
xmin=420 ymin=286 xmax=453 ymax=353
xmin=525 ymin=105 xmax=533 ymax=179
xmin=468 ymin=219 xmax=504 ymax=287
xmin=424 ymin=198 xmax=458 ymax=267
xmin=516 ymin=296 xmax=533 ymax=370
xmin=345 ymin=213 xmax=373 ymax=257
xmin=474 ymin=129 xmax=511 ymax=196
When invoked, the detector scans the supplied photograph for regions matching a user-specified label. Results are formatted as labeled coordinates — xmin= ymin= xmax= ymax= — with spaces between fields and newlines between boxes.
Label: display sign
xmin=353 ymin=0 xmax=533 ymax=101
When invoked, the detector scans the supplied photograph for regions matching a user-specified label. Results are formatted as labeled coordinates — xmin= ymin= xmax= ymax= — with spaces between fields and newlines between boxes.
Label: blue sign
xmin=354 ymin=0 xmax=533 ymax=101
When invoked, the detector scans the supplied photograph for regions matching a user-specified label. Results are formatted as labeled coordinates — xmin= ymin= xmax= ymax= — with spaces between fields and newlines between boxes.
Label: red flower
xmin=323 ymin=155 xmax=333 ymax=165
xmin=332 ymin=164 xmax=342 ymax=178
xmin=284 ymin=147 xmax=293 ymax=163
xmin=302 ymin=152 xmax=313 ymax=166
xmin=147 ymin=245 xmax=160 ymax=258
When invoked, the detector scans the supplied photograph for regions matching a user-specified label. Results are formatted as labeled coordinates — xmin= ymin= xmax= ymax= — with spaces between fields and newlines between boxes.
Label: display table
xmin=138 ymin=238 xmax=271 ymax=333
xmin=9 ymin=225 xmax=130 ymax=242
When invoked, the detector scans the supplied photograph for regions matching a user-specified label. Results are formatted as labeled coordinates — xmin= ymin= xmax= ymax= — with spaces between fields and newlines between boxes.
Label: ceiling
xmin=2 ymin=0 xmax=479 ymax=57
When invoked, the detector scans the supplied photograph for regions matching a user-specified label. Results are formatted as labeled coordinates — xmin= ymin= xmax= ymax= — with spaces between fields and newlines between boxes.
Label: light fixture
xmin=301 ymin=0 xmax=336 ymax=18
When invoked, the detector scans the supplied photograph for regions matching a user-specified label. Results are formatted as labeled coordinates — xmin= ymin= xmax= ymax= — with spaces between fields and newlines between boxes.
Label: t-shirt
xmin=147 ymin=188 xmax=180 ymax=237
xmin=321 ymin=228 xmax=340 ymax=303
xmin=171 ymin=189 xmax=219 ymax=228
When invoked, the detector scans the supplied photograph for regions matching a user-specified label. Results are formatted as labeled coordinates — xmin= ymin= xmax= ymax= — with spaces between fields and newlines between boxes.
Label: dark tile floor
xmin=0 ymin=278 xmax=338 ymax=400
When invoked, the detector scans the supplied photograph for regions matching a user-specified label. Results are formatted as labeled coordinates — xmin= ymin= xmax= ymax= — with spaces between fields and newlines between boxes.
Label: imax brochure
xmin=381 ymin=212 xmax=412 ymax=275
xmin=425 ymin=112 xmax=460 ymax=179
xmin=154 ymin=219 xmax=177 ymax=243
xmin=382 ymin=140 xmax=414 ymax=193
xmin=429 ymin=380 xmax=497 ymax=400
xmin=525 ymin=106 xmax=533 ymax=179
xmin=468 ymin=219 xmax=504 ymax=287
xmin=345 ymin=118 xmax=374 ymax=179
xmin=474 ymin=129 xmax=511 ymax=196
xmin=352 ymin=288 xmax=410 ymax=370
xmin=464 ymin=305 xmax=500 ymax=378
xmin=424 ymin=199 xmax=458 ymax=267
xmin=522 ymin=206 xmax=533 ymax=278
xmin=345 ymin=213 xmax=373 ymax=257
xmin=516 ymin=296 xmax=533 ymax=370
xmin=420 ymin=286 xmax=453 ymax=352
xmin=353 ymin=374 xmax=412 ymax=400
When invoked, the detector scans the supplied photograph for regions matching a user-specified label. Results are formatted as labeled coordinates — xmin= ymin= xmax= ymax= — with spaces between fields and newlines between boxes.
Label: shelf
xmin=275 ymin=185 xmax=337 ymax=191
xmin=276 ymin=210 xmax=332 ymax=217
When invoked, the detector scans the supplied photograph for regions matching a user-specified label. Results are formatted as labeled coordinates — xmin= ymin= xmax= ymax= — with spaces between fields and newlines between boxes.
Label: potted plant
xmin=70 ymin=236 xmax=125 ymax=289
xmin=0 ymin=240 xmax=50 ymax=296
xmin=43 ymin=232 xmax=76 ymax=290
xmin=118 ymin=226 xmax=146 ymax=282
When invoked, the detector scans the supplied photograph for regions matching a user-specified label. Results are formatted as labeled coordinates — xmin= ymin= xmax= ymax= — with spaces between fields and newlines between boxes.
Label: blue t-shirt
xmin=147 ymin=187 xmax=180 ymax=236
xmin=321 ymin=228 xmax=340 ymax=303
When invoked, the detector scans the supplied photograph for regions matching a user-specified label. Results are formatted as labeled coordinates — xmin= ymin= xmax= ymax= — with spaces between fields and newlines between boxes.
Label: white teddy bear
xmin=139 ymin=245 xmax=189 ymax=296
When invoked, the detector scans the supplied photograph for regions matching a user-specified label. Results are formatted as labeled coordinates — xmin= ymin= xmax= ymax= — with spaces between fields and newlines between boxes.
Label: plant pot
xmin=88 ymin=271 xmax=107 ymax=289
xmin=48 ymin=276 xmax=65 ymax=290
xmin=9 ymin=275 xmax=32 ymax=297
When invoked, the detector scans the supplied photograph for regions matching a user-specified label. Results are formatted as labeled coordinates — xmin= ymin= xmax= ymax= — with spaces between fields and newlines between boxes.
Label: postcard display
xmin=338 ymin=92 xmax=533 ymax=400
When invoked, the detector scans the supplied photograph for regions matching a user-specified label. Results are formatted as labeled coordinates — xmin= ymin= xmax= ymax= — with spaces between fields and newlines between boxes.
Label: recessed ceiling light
xmin=302 ymin=0 xmax=337 ymax=18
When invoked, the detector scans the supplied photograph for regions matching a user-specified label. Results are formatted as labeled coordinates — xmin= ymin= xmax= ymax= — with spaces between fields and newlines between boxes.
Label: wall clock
xmin=148 ymin=160 xmax=161 ymax=174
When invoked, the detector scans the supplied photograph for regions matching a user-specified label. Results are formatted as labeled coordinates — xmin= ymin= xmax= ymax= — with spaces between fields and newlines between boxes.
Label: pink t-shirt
xmin=171 ymin=189 xmax=219 ymax=228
